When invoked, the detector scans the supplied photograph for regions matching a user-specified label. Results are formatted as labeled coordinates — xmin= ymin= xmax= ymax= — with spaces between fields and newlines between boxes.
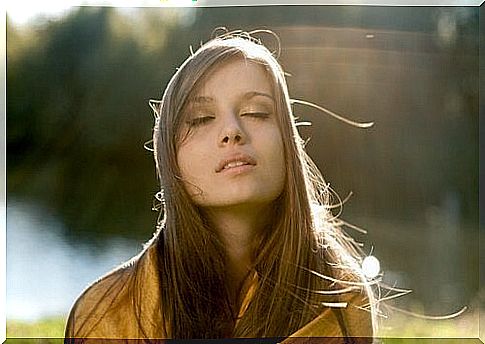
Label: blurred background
xmin=6 ymin=5 xmax=482 ymax=339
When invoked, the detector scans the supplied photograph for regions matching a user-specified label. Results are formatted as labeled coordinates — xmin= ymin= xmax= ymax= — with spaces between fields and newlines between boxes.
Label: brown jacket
xmin=65 ymin=243 xmax=375 ymax=342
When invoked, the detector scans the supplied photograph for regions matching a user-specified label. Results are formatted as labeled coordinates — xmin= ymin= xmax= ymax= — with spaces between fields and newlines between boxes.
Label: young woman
xmin=65 ymin=31 xmax=377 ymax=341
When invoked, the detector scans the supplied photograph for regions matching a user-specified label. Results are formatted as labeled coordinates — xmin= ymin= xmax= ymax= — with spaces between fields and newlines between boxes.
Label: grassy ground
xmin=7 ymin=316 xmax=66 ymax=338
xmin=377 ymin=310 xmax=480 ymax=343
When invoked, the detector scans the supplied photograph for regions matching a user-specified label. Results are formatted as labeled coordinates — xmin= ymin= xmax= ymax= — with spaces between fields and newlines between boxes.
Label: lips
xmin=215 ymin=153 xmax=257 ymax=173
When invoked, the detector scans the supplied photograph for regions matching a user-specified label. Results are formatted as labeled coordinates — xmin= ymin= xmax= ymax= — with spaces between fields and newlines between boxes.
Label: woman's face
xmin=176 ymin=58 xmax=286 ymax=209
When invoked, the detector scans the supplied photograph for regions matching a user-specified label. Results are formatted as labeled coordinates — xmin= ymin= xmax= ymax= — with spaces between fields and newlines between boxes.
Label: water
xmin=6 ymin=200 xmax=141 ymax=321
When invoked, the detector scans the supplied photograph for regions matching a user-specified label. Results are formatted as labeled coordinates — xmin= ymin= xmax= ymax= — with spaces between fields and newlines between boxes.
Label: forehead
xmin=194 ymin=58 xmax=273 ymax=99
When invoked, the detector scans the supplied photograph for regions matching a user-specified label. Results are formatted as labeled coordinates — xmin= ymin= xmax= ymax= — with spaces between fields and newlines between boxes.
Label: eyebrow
xmin=191 ymin=95 xmax=214 ymax=104
xmin=242 ymin=91 xmax=274 ymax=101
xmin=190 ymin=91 xmax=274 ymax=104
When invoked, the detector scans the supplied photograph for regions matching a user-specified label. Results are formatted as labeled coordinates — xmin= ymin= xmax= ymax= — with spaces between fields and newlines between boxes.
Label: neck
xmin=203 ymin=203 xmax=272 ymax=302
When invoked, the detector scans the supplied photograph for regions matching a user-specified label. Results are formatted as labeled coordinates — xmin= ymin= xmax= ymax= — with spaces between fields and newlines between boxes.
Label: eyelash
xmin=186 ymin=112 xmax=270 ymax=128
xmin=186 ymin=116 xmax=215 ymax=127
xmin=241 ymin=112 xmax=270 ymax=119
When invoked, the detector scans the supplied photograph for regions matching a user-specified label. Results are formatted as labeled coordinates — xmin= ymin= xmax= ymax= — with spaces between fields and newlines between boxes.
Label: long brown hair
xmin=151 ymin=31 xmax=375 ymax=338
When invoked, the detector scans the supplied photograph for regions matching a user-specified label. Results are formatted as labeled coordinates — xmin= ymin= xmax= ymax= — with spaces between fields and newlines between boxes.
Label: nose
xmin=219 ymin=116 xmax=246 ymax=146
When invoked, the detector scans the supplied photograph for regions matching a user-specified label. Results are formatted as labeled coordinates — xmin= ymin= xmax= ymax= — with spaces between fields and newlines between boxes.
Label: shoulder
xmin=339 ymin=286 xmax=376 ymax=338
xmin=331 ymin=268 xmax=377 ymax=339
xmin=65 ymin=242 xmax=161 ymax=339
xmin=286 ymin=288 xmax=375 ymax=343
xmin=65 ymin=259 xmax=135 ymax=338
xmin=325 ymin=252 xmax=377 ymax=338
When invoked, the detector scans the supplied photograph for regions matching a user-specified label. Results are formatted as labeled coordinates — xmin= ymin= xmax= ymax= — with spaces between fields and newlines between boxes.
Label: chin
xmin=204 ymin=190 xmax=282 ymax=208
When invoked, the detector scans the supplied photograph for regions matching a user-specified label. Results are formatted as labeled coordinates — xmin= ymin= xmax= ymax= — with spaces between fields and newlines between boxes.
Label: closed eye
xmin=241 ymin=112 xmax=270 ymax=119
xmin=186 ymin=116 xmax=215 ymax=127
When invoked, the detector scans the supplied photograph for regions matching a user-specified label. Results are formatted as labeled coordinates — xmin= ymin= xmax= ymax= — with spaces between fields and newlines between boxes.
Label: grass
xmin=7 ymin=316 xmax=66 ymax=338
xmin=377 ymin=304 xmax=480 ymax=338
xmin=377 ymin=313 xmax=480 ymax=343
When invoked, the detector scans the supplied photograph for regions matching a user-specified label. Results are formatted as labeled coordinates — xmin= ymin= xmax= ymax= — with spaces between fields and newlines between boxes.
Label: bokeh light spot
xmin=362 ymin=255 xmax=380 ymax=279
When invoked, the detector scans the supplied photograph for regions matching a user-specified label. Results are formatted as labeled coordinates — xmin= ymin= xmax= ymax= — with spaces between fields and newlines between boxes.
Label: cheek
xmin=176 ymin=141 xmax=211 ymax=186
xmin=176 ymin=146 xmax=202 ymax=201
xmin=176 ymin=142 xmax=195 ymax=183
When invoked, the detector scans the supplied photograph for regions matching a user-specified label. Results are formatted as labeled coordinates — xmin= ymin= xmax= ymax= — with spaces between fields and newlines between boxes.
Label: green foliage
xmin=7 ymin=8 xmax=183 ymax=242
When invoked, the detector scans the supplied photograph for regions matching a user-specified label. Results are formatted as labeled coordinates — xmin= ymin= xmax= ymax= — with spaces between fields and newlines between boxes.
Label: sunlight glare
xmin=362 ymin=255 xmax=380 ymax=279
xmin=7 ymin=0 xmax=198 ymax=25
xmin=7 ymin=0 xmax=74 ymax=25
